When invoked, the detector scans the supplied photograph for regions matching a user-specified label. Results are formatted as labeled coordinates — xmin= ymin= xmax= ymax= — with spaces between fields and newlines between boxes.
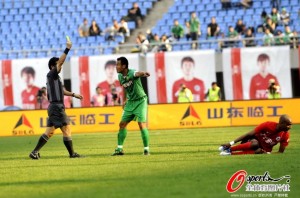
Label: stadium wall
xmin=0 ymin=98 xmax=299 ymax=137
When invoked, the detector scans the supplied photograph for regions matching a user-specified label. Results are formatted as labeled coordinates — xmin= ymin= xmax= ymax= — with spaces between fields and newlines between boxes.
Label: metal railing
xmin=0 ymin=36 xmax=299 ymax=59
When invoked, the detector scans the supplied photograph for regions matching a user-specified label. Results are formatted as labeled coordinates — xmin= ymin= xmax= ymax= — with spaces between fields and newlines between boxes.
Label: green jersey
xmin=118 ymin=69 xmax=146 ymax=101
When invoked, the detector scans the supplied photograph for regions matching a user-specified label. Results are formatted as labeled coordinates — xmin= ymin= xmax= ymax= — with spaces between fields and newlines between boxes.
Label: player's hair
xmin=117 ymin=57 xmax=128 ymax=68
xmin=96 ymin=86 xmax=101 ymax=91
xmin=211 ymin=82 xmax=217 ymax=86
xmin=181 ymin=56 xmax=194 ymax=67
xmin=48 ymin=57 xmax=59 ymax=70
xmin=21 ymin=66 xmax=35 ymax=77
xmin=104 ymin=60 xmax=117 ymax=69
xmin=257 ymin=53 xmax=270 ymax=63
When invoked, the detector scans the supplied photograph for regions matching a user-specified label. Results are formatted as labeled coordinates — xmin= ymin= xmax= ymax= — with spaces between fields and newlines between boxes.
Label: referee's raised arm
xmin=56 ymin=37 xmax=72 ymax=73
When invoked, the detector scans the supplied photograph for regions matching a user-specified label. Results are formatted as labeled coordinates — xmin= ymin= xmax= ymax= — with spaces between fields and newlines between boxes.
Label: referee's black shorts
xmin=47 ymin=103 xmax=70 ymax=128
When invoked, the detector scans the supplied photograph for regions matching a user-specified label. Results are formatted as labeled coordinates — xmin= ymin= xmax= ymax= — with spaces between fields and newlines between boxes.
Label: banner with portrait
xmin=0 ymin=58 xmax=58 ymax=110
xmin=146 ymin=50 xmax=216 ymax=104
xmin=70 ymin=54 xmax=139 ymax=107
xmin=223 ymin=46 xmax=292 ymax=100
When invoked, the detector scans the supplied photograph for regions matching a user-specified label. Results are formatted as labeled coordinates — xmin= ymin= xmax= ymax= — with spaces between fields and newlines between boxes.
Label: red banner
xmin=79 ymin=56 xmax=91 ymax=107
xmin=231 ymin=48 xmax=243 ymax=100
xmin=2 ymin=60 xmax=13 ymax=106
xmin=155 ymin=52 xmax=167 ymax=103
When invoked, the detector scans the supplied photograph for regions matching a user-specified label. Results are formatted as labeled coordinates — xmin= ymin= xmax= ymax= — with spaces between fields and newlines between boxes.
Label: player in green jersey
xmin=112 ymin=56 xmax=151 ymax=156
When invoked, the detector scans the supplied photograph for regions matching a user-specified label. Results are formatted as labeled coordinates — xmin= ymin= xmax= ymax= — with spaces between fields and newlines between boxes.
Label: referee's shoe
xmin=29 ymin=151 xmax=40 ymax=160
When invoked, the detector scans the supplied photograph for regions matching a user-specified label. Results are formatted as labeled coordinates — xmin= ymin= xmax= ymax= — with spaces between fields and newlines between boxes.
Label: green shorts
xmin=121 ymin=96 xmax=148 ymax=123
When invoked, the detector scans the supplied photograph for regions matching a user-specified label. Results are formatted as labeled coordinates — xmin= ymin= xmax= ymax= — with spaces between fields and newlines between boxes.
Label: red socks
xmin=231 ymin=142 xmax=252 ymax=151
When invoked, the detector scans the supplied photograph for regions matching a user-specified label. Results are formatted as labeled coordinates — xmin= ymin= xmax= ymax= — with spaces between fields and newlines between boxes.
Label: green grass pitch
xmin=0 ymin=125 xmax=299 ymax=198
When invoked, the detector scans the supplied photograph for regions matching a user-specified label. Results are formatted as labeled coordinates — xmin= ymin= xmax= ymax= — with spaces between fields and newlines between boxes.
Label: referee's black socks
xmin=63 ymin=136 xmax=74 ymax=156
xmin=33 ymin=134 xmax=49 ymax=152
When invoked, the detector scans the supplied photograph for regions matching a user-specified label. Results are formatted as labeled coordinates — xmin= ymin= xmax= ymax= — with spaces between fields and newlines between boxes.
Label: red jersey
xmin=254 ymin=121 xmax=290 ymax=152
xmin=172 ymin=78 xmax=205 ymax=102
xmin=249 ymin=73 xmax=279 ymax=99
xmin=21 ymin=86 xmax=40 ymax=109
xmin=97 ymin=80 xmax=123 ymax=100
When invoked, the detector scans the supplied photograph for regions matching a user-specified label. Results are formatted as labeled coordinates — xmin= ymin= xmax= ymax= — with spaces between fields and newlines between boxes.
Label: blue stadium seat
xmin=103 ymin=47 xmax=114 ymax=55
xmin=23 ymin=1 xmax=32 ymax=8
xmin=10 ymin=9 xmax=18 ymax=15
xmin=19 ymin=8 xmax=27 ymax=15
xmin=13 ymin=1 xmax=23 ymax=9
xmin=14 ymin=14 xmax=23 ymax=22
xmin=4 ymin=2 xmax=13 ymax=9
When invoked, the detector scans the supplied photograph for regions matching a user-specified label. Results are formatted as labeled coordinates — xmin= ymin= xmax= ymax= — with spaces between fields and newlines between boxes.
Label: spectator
xmin=189 ymin=12 xmax=201 ymax=49
xmin=91 ymin=87 xmax=106 ymax=107
xmin=119 ymin=18 xmax=130 ymax=38
xmin=184 ymin=21 xmax=191 ymax=41
xmin=274 ymin=30 xmax=285 ymax=46
xmin=270 ymin=7 xmax=280 ymax=27
xmin=263 ymin=28 xmax=274 ymax=46
xmin=257 ymin=10 xmax=268 ymax=33
xmin=105 ymin=83 xmax=121 ymax=106
xmin=271 ymin=0 xmax=280 ymax=10
xmin=131 ymin=32 xmax=149 ymax=54
xmin=263 ymin=17 xmax=276 ymax=34
xmin=226 ymin=26 xmax=239 ymax=48
xmin=78 ymin=18 xmax=89 ymax=37
xmin=160 ymin=35 xmax=172 ymax=52
xmin=207 ymin=17 xmax=220 ymax=38
xmin=89 ymin=20 xmax=102 ymax=36
xmin=125 ymin=2 xmax=143 ymax=28
xmin=146 ymin=29 xmax=155 ymax=43
xmin=280 ymin=8 xmax=290 ymax=26
xmin=266 ymin=79 xmax=281 ymax=99
xmin=105 ymin=19 xmax=124 ymax=43
xmin=36 ymin=87 xmax=49 ymax=109
xmin=221 ymin=0 xmax=252 ymax=9
xmin=235 ymin=19 xmax=246 ymax=35
xmin=243 ymin=28 xmax=256 ymax=47
xmin=150 ymin=34 xmax=161 ymax=52
xmin=205 ymin=82 xmax=222 ymax=102
xmin=284 ymin=26 xmax=294 ymax=47
xmin=221 ymin=0 xmax=231 ymax=9
xmin=171 ymin=19 xmax=184 ymax=41
xmin=176 ymin=84 xmax=194 ymax=103
xmin=240 ymin=0 xmax=253 ymax=8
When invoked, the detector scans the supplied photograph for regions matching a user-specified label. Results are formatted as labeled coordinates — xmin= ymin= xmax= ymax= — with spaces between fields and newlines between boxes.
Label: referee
xmin=29 ymin=37 xmax=83 ymax=159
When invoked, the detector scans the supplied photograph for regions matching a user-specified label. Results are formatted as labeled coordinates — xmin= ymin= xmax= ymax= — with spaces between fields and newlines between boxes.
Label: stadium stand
xmin=152 ymin=0 xmax=300 ymax=50
xmin=0 ymin=0 xmax=299 ymax=59
xmin=0 ymin=0 xmax=158 ymax=59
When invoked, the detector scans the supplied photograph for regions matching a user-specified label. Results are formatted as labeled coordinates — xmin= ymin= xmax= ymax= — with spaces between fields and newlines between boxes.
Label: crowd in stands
xmin=127 ymin=1 xmax=299 ymax=54
xmin=78 ymin=2 xmax=144 ymax=44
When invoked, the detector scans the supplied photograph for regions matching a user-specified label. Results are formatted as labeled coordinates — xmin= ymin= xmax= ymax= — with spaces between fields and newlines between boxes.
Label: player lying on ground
xmin=219 ymin=114 xmax=292 ymax=155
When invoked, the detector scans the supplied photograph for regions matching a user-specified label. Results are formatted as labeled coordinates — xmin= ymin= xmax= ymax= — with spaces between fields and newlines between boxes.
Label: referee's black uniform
xmin=46 ymin=64 xmax=69 ymax=128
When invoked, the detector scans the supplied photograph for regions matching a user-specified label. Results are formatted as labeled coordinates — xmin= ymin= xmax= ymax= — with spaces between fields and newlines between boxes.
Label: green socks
xmin=117 ymin=128 xmax=149 ymax=150
xmin=117 ymin=128 xmax=127 ymax=147
xmin=141 ymin=128 xmax=149 ymax=148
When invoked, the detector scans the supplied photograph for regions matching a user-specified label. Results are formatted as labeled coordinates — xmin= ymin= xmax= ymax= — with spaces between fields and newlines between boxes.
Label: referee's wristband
xmin=64 ymin=48 xmax=70 ymax=55
xmin=72 ymin=93 xmax=75 ymax=97
xmin=230 ymin=141 xmax=235 ymax=146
